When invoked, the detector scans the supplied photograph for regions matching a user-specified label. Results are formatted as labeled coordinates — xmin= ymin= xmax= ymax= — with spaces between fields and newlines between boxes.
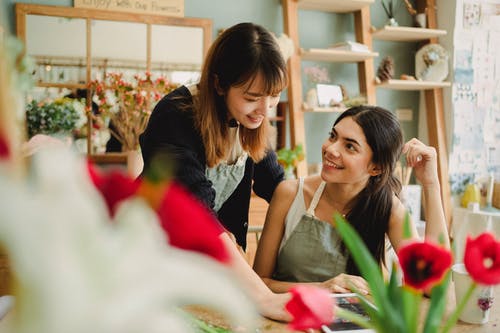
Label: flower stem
xmin=441 ymin=282 xmax=477 ymax=333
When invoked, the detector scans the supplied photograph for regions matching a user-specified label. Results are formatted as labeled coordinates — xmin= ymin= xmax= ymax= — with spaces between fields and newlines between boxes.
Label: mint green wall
xmin=3 ymin=0 xmax=420 ymax=165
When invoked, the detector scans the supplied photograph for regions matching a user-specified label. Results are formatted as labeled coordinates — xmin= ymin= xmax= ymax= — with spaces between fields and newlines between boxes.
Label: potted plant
xmin=277 ymin=144 xmax=304 ymax=179
xmin=25 ymin=97 xmax=86 ymax=139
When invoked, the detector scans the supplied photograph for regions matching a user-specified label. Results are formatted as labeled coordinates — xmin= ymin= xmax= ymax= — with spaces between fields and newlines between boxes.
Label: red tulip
xmin=156 ymin=182 xmax=228 ymax=263
xmin=398 ymin=241 xmax=452 ymax=291
xmin=88 ymin=163 xmax=228 ymax=262
xmin=87 ymin=162 xmax=141 ymax=217
xmin=285 ymin=285 xmax=334 ymax=330
xmin=0 ymin=134 xmax=10 ymax=159
xmin=464 ymin=233 xmax=500 ymax=285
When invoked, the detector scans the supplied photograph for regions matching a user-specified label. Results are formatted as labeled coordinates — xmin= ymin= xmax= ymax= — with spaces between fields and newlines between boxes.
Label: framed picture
xmin=316 ymin=84 xmax=343 ymax=107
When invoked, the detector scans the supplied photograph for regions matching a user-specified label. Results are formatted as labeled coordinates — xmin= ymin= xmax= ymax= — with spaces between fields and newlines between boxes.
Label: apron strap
xmin=306 ymin=181 xmax=326 ymax=216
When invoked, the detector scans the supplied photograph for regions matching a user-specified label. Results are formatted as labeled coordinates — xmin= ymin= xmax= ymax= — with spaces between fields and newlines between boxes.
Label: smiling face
xmin=321 ymin=116 xmax=380 ymax=187
xmin=223 ymin=72 xmax=281 ymax=129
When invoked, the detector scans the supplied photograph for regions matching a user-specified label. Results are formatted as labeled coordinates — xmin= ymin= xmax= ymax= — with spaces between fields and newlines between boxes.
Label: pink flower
xmin=285 ymin=285 xmax=334 ymax=330
xmin=464 ymin=233 xmax=500 ymax=285
xmin=398 ymin=241 xmax=452 ymax=291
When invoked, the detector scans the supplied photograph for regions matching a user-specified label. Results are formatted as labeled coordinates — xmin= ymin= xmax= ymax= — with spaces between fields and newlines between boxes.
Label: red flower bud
xmin=285 ymin=285 xmax=334 ymax=330
xmin=87 ymin=162 xmax=141 ymax=217
xmin=464 ymin=233 xmax=500 ymax=285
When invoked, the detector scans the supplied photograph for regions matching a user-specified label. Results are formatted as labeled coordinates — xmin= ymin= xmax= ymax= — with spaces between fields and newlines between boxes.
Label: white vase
xmin=126 ymin=150 xmax=143 ymax=179
xmin=284 ymin=166 xmax=296 ymax=180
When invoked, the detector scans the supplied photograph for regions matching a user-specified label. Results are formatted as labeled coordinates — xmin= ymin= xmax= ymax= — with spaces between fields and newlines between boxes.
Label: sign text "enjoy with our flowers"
xmin=74 ymin=0 xmax=184 ymax=17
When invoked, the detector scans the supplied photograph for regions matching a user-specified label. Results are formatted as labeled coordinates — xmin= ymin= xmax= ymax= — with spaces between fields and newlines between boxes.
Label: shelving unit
xmin=300 ymin=48 xmax=378 ymax=62
xmin=282 ymin=0 xmax=452 ymax=225
xmin=376 ymin=79 xmax=451 ymax=90
xmin=296 ymin=0 xmax=374 ymax=13
xmin=282 ymin=0 xmax=376 ymax=176
xmin=302 ymin=105 xmax=346 ymax=113
xmin=372 ymin=26 xmax=446 ymax=41
xmin=371 ymin=0 xmax=452 ymax=226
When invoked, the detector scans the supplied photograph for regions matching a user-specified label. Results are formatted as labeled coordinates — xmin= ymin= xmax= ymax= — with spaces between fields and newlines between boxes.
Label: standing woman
xmin=140 ymin=23 xmax=292 ymax=321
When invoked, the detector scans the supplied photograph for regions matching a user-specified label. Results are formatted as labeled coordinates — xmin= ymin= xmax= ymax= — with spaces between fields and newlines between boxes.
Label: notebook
xmin=321 ymin=293 xmax=375 ymax=333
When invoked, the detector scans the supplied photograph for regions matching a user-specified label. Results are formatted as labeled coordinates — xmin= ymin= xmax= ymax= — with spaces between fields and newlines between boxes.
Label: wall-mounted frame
xmin=15 ymin=3 xmax=212 ymax=161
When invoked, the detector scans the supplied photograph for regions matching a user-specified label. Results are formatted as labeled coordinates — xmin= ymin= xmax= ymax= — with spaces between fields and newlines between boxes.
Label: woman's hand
xmin=321 ymin=273 xmax=369 ymax=295
xmin=402 ymin=138 xmax=439 ymax=188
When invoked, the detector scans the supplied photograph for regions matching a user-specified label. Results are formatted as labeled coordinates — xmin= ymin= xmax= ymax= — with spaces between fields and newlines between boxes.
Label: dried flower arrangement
xmin=90 ymin=72 xmax=177 ymax=151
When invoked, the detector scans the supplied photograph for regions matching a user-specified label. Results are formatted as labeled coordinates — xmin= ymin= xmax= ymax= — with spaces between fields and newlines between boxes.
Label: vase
xmin=284 ymin=166 xmax=296 ymax=180
xmin=452 ymin=263 xmax=494 ymax=324
xmin=126 ymin=150 xmax=143 ymax=179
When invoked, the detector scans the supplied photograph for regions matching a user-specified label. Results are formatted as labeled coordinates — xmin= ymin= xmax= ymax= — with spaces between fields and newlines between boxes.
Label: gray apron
xmin=273 ymin=181 xmax=348 ymax=282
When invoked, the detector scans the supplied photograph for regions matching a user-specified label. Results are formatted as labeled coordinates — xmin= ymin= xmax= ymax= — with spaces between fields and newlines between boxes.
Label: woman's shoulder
xmin=150 ymin=86 xmax=194 ymax=123
xmin=273 ymin=178 xmax=301 ymax=202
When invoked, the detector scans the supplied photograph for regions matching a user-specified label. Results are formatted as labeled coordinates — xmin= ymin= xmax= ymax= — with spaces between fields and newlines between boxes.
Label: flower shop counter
xmin=185 ymin=284 xmax=500 ymax=332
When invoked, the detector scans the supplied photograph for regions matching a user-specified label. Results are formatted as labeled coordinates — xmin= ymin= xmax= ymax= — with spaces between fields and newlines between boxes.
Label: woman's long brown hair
xmin=335 ymin=106 xmax=404 ymax=274
xmin=194 ymin=22 xmax=288 ymax=167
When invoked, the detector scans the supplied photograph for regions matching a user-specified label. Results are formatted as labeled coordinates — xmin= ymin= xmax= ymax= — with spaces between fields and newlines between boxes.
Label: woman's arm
xmin=219 ymin=233 xmax=291 ymax=322
xmin=253 ymin=180 xmax=296 ymax=292
xmin=404 ymin=139 xmax=449 ymax=248
xmin=388 ymin=138 xmax=450 ymax=251
xmin=252 ymin=149 xmax=285 ymax=202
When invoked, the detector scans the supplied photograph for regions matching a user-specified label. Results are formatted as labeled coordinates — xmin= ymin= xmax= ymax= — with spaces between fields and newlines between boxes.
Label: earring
xmin=228 ymin=118 xmax=238 ymax=128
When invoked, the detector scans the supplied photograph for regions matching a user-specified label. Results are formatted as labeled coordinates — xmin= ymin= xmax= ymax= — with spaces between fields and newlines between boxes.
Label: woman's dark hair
xmin=195 ymin=22 xmax=288 ymax=167
xmin=335 ymin=105 xmax=404 ymax=274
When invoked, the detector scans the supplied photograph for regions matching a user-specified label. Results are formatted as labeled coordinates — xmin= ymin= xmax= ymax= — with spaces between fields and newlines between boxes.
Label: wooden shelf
xmin=300 ymin=48 xmax=378 ymax=63
xmin=376 ymin=79 xmax=451 ymax=91
xmin=302 ymin=105 xmax=346 ymax=113
xmin=88 ymin=152 xmax=127 ymax=164
xmin=35 ymin=82 xmax=87 ymax=89
xmin=297 ymin=0 xmax=374 ymax=13
xmin=372 ymin=26 xmax=447 ymax=42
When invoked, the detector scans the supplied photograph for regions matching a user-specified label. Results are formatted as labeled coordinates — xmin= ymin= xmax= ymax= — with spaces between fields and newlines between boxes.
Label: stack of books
xmin=329 ymin=41 xmax=371 ymax=53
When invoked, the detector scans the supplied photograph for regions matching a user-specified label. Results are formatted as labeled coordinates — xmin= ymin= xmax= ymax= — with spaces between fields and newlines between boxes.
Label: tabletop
xmin=187 ymin=283 xmax=500 ymax=333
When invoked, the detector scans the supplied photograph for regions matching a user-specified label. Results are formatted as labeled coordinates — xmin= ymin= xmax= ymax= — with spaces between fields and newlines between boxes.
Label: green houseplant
xmin=25 ymin=97 xmax=86 ymax=138
xmin=276 ymin=144 xmax=304 ymax=179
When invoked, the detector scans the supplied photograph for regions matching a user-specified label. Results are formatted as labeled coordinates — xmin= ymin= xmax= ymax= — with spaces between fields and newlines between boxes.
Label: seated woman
xmin=253 ymin=105 xmax=450 ymax=294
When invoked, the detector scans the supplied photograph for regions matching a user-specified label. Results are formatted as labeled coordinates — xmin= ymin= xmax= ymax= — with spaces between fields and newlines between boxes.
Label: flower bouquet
xmin=25 ymin=97 xmax=86 ymax=138
xmin=333 ymin=214 xmax=499 ymax=332
xmin=90 ymin=72 xmax=177 ymax=151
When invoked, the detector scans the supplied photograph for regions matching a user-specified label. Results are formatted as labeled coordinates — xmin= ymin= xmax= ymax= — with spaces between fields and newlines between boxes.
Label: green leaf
xmin=402 ymin=287 xmax=421 ymax=333
xmin=403 ymin=211 xmax=412 ymax=239
xmin=334 ymin=214 xmax=401 ymax=331
xmin=386 ymin=264 xmax=405 ymax=328
xmin=424 ymin=271 xmax=451 ymax=333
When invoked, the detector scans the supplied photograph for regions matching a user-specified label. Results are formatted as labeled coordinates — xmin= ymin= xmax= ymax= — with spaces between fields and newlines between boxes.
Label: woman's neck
xmin=322 ymin=182 xmax=366 ymax=215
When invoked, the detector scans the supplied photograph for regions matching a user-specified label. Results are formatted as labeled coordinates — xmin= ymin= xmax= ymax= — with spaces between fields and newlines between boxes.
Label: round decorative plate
xmin=415 ymin=44 xmax=449 ymax=82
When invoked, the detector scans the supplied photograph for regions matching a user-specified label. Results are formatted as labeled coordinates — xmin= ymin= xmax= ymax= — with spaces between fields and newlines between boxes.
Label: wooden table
xmin=187 ymin=283 xmax=500 ymax=332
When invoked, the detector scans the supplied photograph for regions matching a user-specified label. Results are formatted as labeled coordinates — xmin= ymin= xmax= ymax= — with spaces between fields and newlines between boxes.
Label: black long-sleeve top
xmin=139 ymin=86 xmax=284 ymax=249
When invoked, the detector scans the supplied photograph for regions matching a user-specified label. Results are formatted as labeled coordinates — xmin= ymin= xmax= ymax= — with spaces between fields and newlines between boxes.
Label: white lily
xmin=0 ymin=147 xmax=257 ymax=333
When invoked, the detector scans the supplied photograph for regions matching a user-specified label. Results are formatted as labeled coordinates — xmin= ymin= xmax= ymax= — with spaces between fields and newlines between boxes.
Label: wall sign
xmin=74 ymin=0 xmax=184 ymax=17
